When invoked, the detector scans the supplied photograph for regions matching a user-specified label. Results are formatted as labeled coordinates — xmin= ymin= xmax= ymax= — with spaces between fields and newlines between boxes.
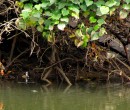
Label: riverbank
xmin=0 ymin=42 xmax=130 ymax=85
xmin=0 ymin=0 xmax=130 ymax=85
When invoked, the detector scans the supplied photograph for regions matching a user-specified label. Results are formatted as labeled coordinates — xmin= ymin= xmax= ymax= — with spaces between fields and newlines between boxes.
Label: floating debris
xmin=22 ymin=71 xmax=29 ymax=83
xmin=18 ymin=71 xmax=35 ymax=84
xmin=31 ymin=90 xmax=38 ymax=93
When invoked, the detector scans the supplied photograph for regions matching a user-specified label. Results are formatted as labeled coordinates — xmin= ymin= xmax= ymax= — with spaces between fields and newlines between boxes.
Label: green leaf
xmin=86 ymin=27 xmax=93 ymax=34
xmin=97 ymin=18 xmax=105 ymax=26
xmin=44 ymin=11 xmax=52 ymax=16
xmin=71 ymin=0 xmax=81 ymax=5
xmin=50 ymin=0 xmax=56 ymax=4
xmin=125 ymin=0 xmax=130 ymax=4
xmin=85 ymin=0 xmax=93 ymax=7
xmin=17 ymin=19 xmax=26 ymax=30
xmin=42 ymin=31 xmax=48 ymax=38
xmin=119 ymin=10 xmax=128 ymax=19
xmin=109 ymin=7 xmax=116 ymax=15
xmin=105 ymin=0 xmax=117 ymax=7
xmin=15 ymin=1 xmax=24 ymax=8
xmin=31 ymin=10 xmax=41 ymax=18
xmin=58 ymin=2 xmax=67 ymax=9
xmin=20 ymin=0 xmax=28 ymax=2
xmin=30 ymin=16 xmax=38 ymax=23
xmin=49 ymin=25 xmax=54 ymax=31
xmin=91 ymin=31 xmax=99 ymax=41
xmin=100 ymin=6 xmax=109 ymax=15
xmin=51 ymin=14 xmax=61 ymax=20
xmin=38 ymin=18 xmax=44 ymax=25
xmin=89 ymin=16 xmax=97 ymax=23
xmin=47 ymin=34 xmax=54 ymax=42
xmin=51 ymin=11 xmax=61 ymax=20
xmin=82 ymin=35 xmax=89 ymax=47
xmin=57 ymin=23 xmax=66 ymax=31
xmin=53 ymin=20 xmax=59 ymax=25
xmin=62 ymin=8 xmax=69 ymax=16
xmin=80 ymin=4 xmax=87 ymax=11
xmin=75 ymin=29 xmax=83 ymax=38
xmin=33 ymin=0 xmax=39 ymax=3
xmin=94 ymin=0 xmax=105 ymax=7
xmin=44 ymin=19 xmax=51 ymax=29
xmin=60 ymin=17 xmax=69 ymax=23
xmin=99 ymin=28 xmax=107 ymax=36
xmin=71 ymin=12 xmax=79 ymax=19
xmin=93 ymin=24 xmax=100 ymax=31
xmin=20 ymin=9 xmax=31 ymax=19
xmin=24 ymin=3 xmax=33 ymax=9
xmin=115 ymin=0 xmax=120 ymax=6
xmin=40 ymin=2 xmax=49 ymax=8
xmin=97 ymin=6 xmax=109 ymax=16
xmin=37 ymin=25 xmax=43 ymax=32
xmin=96 ymin=8 xmax=102 ymax=16
xmin=83 ymin=10 xmax=90 ymax=17
xmin=26 ymin=18 xmax=37 ymax=27
xmin=68 ymin=6 xmax=79 ymax=14
xmin=34 ymin=4 xmax=41 ymax=10
xmin=122 ymin=4 xmax=130 ymax=10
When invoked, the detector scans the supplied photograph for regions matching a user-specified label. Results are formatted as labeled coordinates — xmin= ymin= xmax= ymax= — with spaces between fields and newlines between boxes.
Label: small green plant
xmin=15 ymin=0 xmax=130 ymax=47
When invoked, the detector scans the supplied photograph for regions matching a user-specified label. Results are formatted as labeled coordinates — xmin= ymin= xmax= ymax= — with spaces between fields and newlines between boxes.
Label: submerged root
xmin=41 ymin=44 xmax=72 ymax=85
xmin=41 ymin=68 xmax=52 ymax=85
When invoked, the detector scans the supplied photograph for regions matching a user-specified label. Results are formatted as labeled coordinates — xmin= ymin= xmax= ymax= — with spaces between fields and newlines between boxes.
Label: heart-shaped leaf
xmin=97 ymin=18 xmax=106 ymax=26
xmin=105 ymin=0 xmax=117 ymax=7
xmin=99 ymin=28 xmax=107 ymax=36
xmin=94 ymin=0 xmax=105 ymax=7
xmin=60 ymin=17 xmax=69 ymax=23
xmin=85 ymin=0 xmax=93 ymax=7
xmin=37 ymin=25 xmax=43 ymax=32
xmin=34 ymin=4 xmax=41 ymax=10
xmin=57 ymin=23 xmax=66 ymax=31
xmin=91 ymin=31 xmax=99 ymax=41
xmin=33 ymin=0 xmax=39 ymax=2
xmin=89 ymin=16 xmax=97 ymax=23
xmin=122 ymin=4 xmax=130 ymax=10
xmin=68 ymin=6 xmax=79 ymax=14
xmin=125 ymin=0 xmax=130 ymax=4
xmin=62 ymin=8 xmax=69 ymax=16
xmin=50 ymin=0 xmax=56 ymax=4
xmin=119 ymin=10 xmax=128 ymax=19
xmin=94 ymin=24 xmax=100 ymax=31
xmin=99 ymin=6 xmax=109 ymax=15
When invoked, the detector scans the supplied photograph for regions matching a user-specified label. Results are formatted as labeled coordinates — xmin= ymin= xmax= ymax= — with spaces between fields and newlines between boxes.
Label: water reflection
xmin=0 ymin=102 xmax=4 ymax=110
xmin=0 ymin=82 xmax=130 ymax=110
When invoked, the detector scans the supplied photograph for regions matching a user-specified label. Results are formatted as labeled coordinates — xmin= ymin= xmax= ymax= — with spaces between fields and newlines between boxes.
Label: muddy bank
xmin=0 ymin=34 xmax=130 ymax=85
xmin=0 ymin=1 xmax=130 ymax=85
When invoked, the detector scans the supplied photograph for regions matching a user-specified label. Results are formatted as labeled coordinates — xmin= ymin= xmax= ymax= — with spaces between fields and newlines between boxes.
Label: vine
xmin=16 ymin=0 xmax=130 ymax=47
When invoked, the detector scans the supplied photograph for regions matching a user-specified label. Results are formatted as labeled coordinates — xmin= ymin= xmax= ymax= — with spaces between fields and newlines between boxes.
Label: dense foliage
xmin=16 ymin=0 xmax=130 ymax=47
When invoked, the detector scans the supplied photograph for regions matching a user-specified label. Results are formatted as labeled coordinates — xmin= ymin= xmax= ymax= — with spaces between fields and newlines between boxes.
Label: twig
xmin=7 ymin=32 xmax=22 ymax=40
xmin=5 ymin=48 xmax=29 ymax=70
xmin=116 ymin=58 xmax=130 ymax=71
xmin=56 ymin=66 xmax=72 ymax=85
xmin=9 ymin=35 xmax=17 ymax=62
xmin=37 ymin=56 xmax=73 ymax=72
xmin=112 ymin=58 xmax=130 ymax=80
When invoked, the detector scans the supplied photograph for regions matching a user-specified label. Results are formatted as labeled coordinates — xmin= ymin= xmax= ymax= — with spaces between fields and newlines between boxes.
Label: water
xmin=0 ymin=81 xmax=130 ymax=110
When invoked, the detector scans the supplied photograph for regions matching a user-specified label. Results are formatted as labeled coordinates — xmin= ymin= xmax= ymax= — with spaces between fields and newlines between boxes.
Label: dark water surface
xmin=0 ymin=81 xmax=130 ymax=110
